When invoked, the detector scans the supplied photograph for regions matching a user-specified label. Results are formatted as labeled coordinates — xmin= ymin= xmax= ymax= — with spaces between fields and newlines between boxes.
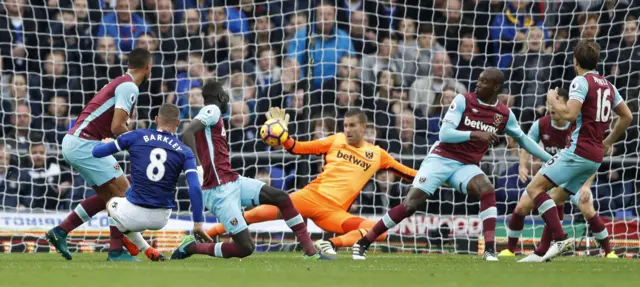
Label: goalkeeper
xmin=206 ymin=108 xmax=417 ymax=254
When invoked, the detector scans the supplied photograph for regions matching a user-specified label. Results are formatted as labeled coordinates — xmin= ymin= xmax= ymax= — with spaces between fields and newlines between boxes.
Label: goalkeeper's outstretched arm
xmin=281 ymin=134 xmax=337 ymax=155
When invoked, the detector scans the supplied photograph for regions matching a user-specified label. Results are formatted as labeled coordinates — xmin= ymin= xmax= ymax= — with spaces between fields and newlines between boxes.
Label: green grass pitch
xmin=1 ymin=253 xmax=639 ymax=287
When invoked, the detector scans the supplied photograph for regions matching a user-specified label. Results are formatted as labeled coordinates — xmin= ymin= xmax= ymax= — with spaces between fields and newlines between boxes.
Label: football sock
xmin=276 ymin=197 xmax=317 ymax=256
xmin=533 ymin=193 xmax=566 ymax=240
xmin=479 ymin=191 xmax=497 ymax=253
xmin=534 ymin=205 xmax=564 ymax=256
xmin=108 ymin=219 xmax=124 ymax=252
xmin=362 ymin=205 xmax=410 ymax=245
xmin=124 ymin=232 xmax=150 ymax=252
xmin=588 ymin=215 xmax=612 ymax=254
xmin=507 ymin=213 xmax=525 ymax=252
xmin=189 ymin=242 xmax=249 ymax=258
xmin=59 ymin=195 xmax=106 ymax=233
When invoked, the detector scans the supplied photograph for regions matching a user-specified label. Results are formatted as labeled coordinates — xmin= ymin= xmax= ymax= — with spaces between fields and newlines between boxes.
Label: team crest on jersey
xmin=230 ymin=218 xmax=238 ymax=226
xmin=114 ymin=164 xmax=121 ymax=171
xmin=472 ymin=108 xmax=478 ymax=113
xmin=419 ymin=177 xmax=426 ymax=183
xmin=493 ymin=114 xmax=503 ymax=126
xmin=543 ymin=134 xmax=550 ymax=140
xmin=365 ymin=150 xmax=374 ymax=160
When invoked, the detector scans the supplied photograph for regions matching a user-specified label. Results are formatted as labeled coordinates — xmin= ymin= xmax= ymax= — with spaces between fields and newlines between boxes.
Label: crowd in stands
xmin=0 ymin=0 xmax=637 ymax=217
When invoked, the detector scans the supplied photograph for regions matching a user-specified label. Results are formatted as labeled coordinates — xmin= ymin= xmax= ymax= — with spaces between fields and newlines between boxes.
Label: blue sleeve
xmin=527 ymin=120 xmax=541 ymax=143
xmin=506 ymin=111 xmax=552 ymax=162
xmin=442 ymin=94 xmax=466 ymax=126
xmin=114 ymin=130 xmax=138 ymax=150
xmin=490 ymin=15 xmax=515 ymax=41
xmin=184 ymin=152 xmax=204 ymax=223
xmin=92 ymin=142 xmax=120 ymax=158
xmin=568 ymin=76 xmax=589 ymax=103
xmin=114 ymin=81 xmax=139 ymax=114
xmin=613 ymin=85 xmax=624 ymax=107
xmin=194 ymin=105 xmax=221 ymax=127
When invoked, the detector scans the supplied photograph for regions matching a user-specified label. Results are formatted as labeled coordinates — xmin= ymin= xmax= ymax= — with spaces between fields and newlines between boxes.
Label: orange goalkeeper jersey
xmin=282 ymin=133 xmax=417 ymax=210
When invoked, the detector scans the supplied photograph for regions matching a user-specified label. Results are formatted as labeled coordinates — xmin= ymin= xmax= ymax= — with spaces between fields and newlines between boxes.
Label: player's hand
xmin=578 ymin=186 xmax=591 ymax=204
xmin=518 ymin=166 xmax=530 ymax=183
xmin=471 ymin=131 xmax=499 ymax=146
xmin=193 ymin=222 xmax=212 ymax=243
xmin=602 ymin=141 xmax=613 ymax=156
xmin=196 ymin=166 xmax=204 ymax=186
xmin=266 ymin=107 xmax=290 ymax=126
xmin=546 ymin=87 xmax=559 ymax=102
xmin=101 ymin=138 xmax=115 ymax=144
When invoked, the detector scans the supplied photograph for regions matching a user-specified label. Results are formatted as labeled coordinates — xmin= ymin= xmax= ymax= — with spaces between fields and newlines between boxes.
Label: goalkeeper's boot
xmin=171 ymin=235 xmax=196 ymax=260
xmin=144 ymin=247 xmax=167 ymax=262
xmin=107 ymin=249 xmax=141 ymax=262
xmin=122 ymin=236 xmax=140 ymax=256
xmin=45 ymin=227 xmax=72 ymax=260
xmin=303 ymin=251 xmax=336 ymax=260
xmin=541 ymin=237 xmax=573 ymax=262
xmin=352 ymin=241 xmax=369 ymax=260
xmin=497 ymin=249 xmax=515 ymax=257
xmin=605 ymin=251 xmax=619 ymax=259
xmin=483 ymin=250 xmax=499 ymax=262
xmin=314 ymin=239 xmax=337 ymax=255
xmin=517 ymin=253 xmax=548 ymax=263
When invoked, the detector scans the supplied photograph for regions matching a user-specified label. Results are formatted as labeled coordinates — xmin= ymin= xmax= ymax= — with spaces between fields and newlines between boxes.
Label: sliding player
xmin=46 ymin=48 xmax=153 ymax=261
xmin=171 ymin=81 xmax=330 ymax=260
xmin=498 ymin=89 xmax=617 ymax=261
xmin=205 ymin=108 xmax=417 ymax=254
xmin=522 ymin=40 xmax=632 ymax=261
xmin=352 ymin=67 xmax=553 ymax=261
xmin=91 ymin=104 xmax=208 ymax=262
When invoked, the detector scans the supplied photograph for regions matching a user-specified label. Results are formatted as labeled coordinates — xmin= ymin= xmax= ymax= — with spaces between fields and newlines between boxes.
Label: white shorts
xmin=106 ymin=197 xmax=172 ymax=233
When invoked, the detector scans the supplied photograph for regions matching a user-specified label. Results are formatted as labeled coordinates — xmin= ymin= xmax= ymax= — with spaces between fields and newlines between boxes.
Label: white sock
xmin=125 ymin=232 xmax=150 ymax=252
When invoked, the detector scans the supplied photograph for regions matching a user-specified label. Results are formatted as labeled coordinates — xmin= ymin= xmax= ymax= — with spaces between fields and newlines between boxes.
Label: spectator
xmin=451 ymin=34 xmax=485 ymax=92
xmin=507 ymin=27 xmax=554 ymax=125
xmin=255 ymin=58 xmax=304 ymax=126
xmin=358 ymin=171 xmax=403 ymax=215
xmin=0 ymin=144 xmax=22 ymax=209
xmin=18 ymin=140 xmax=72 ymax=210
xmin=82 ymin=37 xmax=125 ymax=113
xmin=152 ymin=0 xmax=183 ymax=66
xmin=364 ymin=122 xmax=378 ymax=145
xmin=349 ymin=10 xmax=378 ymax=56
xmin=283 ymin=12 xmax=307 ymax=47
xmin=434 ymin=0 xmax=474 ymax=53
xmin=374 ymin=69 xmax=398 ymax=101
xmin=490 ymin=0 xmax=549 ymax=68
xmin=223 ymin=63 xmax=257 ymax=109
xmin=136 ymin=32 xmax=171 ymax=120
xmin=182 ymin=8 xmax=204 ymax=55
xmin=336 ymin=0 xmax=379 ymax=33
xmin=203 ymin=6 xmax=232 ymax=71
xmin=395 ymin=18 xmax=421 ymax=86
xmin=30 ymin=51 xmax=82 ymax=111
xmin=5 ymin=73 xmax=41 ymax=118
xmin=361 ymin=35 xmax=401 ymax=86
xmin=43 ymin=96 xmax=69 ymax=145
xmin=608 ymin=18 xmax=640 ymax=95
xmin=228 ymin=101 xmax=263 ymax=152
xmin=250 ymin=9 xmax=285 ymax=60
xmin=97 ymin=0 xmax=151 ymax=54
xmin=389 ymin=110 xmax=428 ymax=156
xmin=181 ymin=86 xmax=204 ymax=120
xmin=255 ymin=47 xmax=281 ymax=98
xmin=287 ymin=1 xmax=355 ymax=90
xmin=320 ymin=55 xmax=374 ymax=115
xmin=0 ymin=0 xmax=41 ymax=73
xmin=410 ymin=51 xmax=467 ymax=115
xmin=414 ymin=24 xmax=445 ymax=76
xmin=4 ymin=104 xmax=34 ymax=156
xmin=216 ymin=36 xmax=256 ymax=79
xmin=284 ymin=88 xmax=310 ymax=140
xmin=48 ymin=10 xmax=83 ymax=73
xmin=334 ymin=78 xmax=363 ymax=120
xmin=425 ymin=87 xmax=456 ymax=144
xmin=225 ymin=0 xmax=250 ymax=36
xmin=70 ymin=0 xmax=101 ymax=55
xmin=590 ymin=0 xmax=640 ymax=42
xmin=175 ymin=53 xmax=211 ymax=109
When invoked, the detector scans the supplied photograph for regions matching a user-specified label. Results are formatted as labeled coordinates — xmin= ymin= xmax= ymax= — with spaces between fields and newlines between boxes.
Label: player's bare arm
xmin=111 ymin=109 xmax=131 ymax=137
xmin=603 ymin=101 xmax=632 ymax=154
xmin=547 ymin=87 xmax=581 ymax=122
xmin=518 ymin=148 xmax=531 ymax=182
xmin=181 ymin=120 xmax=206 ymax=183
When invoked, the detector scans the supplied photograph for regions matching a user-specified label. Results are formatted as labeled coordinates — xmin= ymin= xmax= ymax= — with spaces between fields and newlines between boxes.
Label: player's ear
xmin=154 ymin=116 xmax=159 ymax=127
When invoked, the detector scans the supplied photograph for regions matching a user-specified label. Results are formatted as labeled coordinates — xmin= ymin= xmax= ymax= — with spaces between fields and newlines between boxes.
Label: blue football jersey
xmin=114 ymin=129 xmax=197 ymax=209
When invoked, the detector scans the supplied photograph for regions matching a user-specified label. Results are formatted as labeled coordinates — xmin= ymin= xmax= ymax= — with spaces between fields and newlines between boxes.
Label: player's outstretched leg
xmin=46 ymin=194 xmax=106 ymax=260
xmin=577 ymin=194 xmax=616 ymax=258
xmin=258 ymin=185 xmax=332 ymax=259
xmin=122 ymin=232 xmax=165 ymax=261
xmin=353 ymin=188 xmax=428 ymax=260
xmin=205 ymin=205 xmax=280 ymax=238
xmin=526 ymin=174 xmax=572 ymax=261
xmin=518 ymin=204 xmax=563 ymax=263
xmin=324 ymin=219 xmax=388 ymax=254
xmin=466 ymin=175 xmax=499 ymax=261
xmin=172 ymin=230 xmax=255 ymax=260
xmin=499 ymin=194 xmax=534 ymax=257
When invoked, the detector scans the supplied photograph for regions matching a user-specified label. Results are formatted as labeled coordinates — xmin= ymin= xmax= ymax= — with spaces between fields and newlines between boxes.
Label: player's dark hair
xmin=557 ymin=88 xmax=569 ymax=102
xmin=344 ymin=109 xmax=368 ymax=124
xmin=158 ymin=103 xmax=180 ymax=123
xmin=574 ymin=40 xmax=600 ymax=70
xmin=127 ymin=48 xmax=152 ymax=69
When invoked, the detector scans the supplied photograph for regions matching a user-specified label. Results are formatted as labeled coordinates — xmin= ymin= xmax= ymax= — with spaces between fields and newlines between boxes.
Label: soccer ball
xmin=260 ymin=119 xmax=289 ymax=147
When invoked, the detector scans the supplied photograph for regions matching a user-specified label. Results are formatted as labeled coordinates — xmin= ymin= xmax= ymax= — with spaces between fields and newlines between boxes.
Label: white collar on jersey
xmin=126 ymin=72 xmax=135 ymax=81
xmin=477 ymin=98 xmax=499 ymax=107
xmin=551 ymin=120 xmax=571 ymax=130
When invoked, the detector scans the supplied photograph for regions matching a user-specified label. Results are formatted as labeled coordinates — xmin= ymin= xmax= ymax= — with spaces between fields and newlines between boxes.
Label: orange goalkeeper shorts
xmin=289 ymin=189 xmax=361 ymax=234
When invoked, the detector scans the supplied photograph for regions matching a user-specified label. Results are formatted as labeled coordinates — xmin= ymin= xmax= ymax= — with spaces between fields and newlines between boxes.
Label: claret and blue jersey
xmin=92 ymin=129 xmax=204 ymax=223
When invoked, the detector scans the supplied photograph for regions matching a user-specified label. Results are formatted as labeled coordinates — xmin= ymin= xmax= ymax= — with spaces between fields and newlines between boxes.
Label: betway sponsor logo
xmin=336 ymin=150 xmax=371 ymax=171
xmin=464 ymin=116 xmax=498 ymax=133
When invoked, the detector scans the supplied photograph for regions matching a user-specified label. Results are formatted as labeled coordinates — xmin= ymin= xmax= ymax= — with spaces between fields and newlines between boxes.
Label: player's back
xmin=569 ymin=72 xmax=621 ymax=162
xmin=433 ymin=92 xmax=511 ymax=165
xmin=535 ymin=115 xmax=571 ymax=155
xmin=68 ymin=73 xmax=136 ymax=141
xmin=125 ymin=129 xmax=193 ymax=208
xmin=194 ymin=105 xmax=239 ymax=190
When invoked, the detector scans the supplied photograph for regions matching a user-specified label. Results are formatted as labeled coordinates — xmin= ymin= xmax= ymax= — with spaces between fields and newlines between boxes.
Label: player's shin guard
xmin=189 ymin=242 xmax=249 ymax=258
xmin=479 ymin=192 xmax=497 ymax=252
xmin=108 ymin=217 xmax=124 ymax=251
xmin=534 ymin=205 xmax=564 ymax=256
xmin=533 ymin=193 xmax=566 ymax=240
xmin=362 ymin=205 xmax=410 ymax=245
xmin=276 ymin=197 xmax=317 ymax=256
xmin=59 ymin=195 xmax=106 ymax=233
xmin=588 ymin=215 xmax=612 ymax=254
xmin=507 ymin=213 xmax=525 ymax=252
